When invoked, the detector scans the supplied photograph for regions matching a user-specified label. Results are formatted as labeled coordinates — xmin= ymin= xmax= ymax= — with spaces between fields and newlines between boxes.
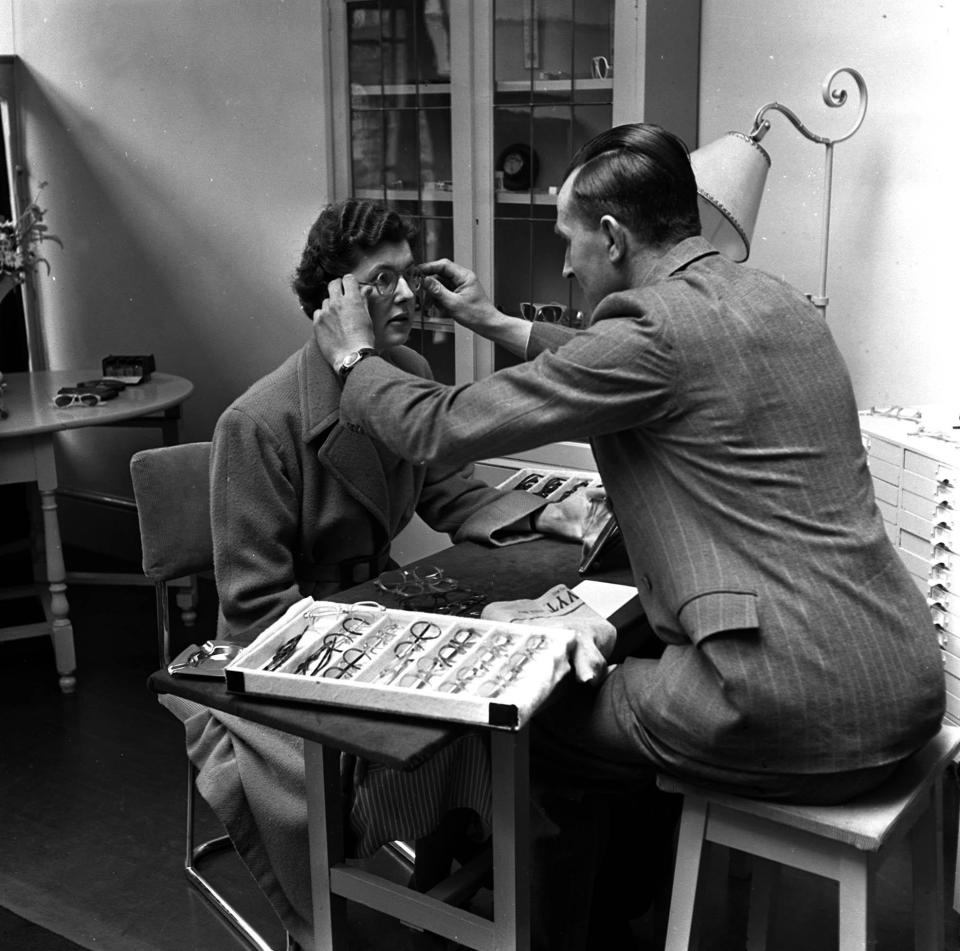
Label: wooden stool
xmin=657 ymin=725 xmax=960 ymax=951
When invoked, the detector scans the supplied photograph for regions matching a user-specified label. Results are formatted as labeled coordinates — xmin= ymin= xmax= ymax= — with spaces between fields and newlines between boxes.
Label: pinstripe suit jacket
xmin=339 ymin=237 xmax=945 ymax=774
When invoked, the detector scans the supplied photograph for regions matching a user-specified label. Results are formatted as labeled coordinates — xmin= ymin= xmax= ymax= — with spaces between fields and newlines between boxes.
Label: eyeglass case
xmin=224 ymin=597 xmax=576 ymax=730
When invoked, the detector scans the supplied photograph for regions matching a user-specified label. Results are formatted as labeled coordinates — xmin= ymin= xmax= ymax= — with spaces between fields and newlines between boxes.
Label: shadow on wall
xmin=15 ymin=59 xmax=304 ymax=445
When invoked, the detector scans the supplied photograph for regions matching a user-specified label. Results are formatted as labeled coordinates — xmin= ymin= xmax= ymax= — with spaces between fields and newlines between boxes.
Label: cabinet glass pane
xmin=346 ymin=0 xmax=455 ymax=382
xmin=492 ymin=0 xmax=613 ymax=370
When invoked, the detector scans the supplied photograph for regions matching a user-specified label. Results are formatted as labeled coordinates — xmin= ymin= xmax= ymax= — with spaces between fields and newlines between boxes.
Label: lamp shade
xmin=690 ymin=131 xmax=770 ymax=263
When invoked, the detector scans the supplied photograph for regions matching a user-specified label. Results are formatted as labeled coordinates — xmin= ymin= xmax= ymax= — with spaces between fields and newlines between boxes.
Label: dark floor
xmin=1 ymin=557 xmax=959 ymax=951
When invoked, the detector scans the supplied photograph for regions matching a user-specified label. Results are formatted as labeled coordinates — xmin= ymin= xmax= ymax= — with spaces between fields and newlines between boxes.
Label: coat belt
xmin=296 ymin=548 xmax=392 ymax=590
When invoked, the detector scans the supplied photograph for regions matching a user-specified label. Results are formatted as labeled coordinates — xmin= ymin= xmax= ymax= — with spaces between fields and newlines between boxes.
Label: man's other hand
xmin=313 ymin=274 xmax=376 ymax=371
xmin=566 ymin=617 xmax=617 ymax=684
xmin=533 ymin=490 xmax=591 ymax=542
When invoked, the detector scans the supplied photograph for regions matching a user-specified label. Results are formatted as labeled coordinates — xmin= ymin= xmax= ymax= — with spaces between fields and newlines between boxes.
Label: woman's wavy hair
xmin=292 ymin=198 xmax=418 ymax=318
xmin=563 ymin=123 xmax=701 ymax=247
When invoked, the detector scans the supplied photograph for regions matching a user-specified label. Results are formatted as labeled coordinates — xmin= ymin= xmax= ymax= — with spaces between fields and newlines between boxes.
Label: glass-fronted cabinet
xmin=327 ymin=0 xmax=700 ymax=463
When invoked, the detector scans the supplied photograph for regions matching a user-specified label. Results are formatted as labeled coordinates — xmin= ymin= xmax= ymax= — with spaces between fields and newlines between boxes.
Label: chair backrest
xmin=130 ymin=442 xmax=213 ymax=583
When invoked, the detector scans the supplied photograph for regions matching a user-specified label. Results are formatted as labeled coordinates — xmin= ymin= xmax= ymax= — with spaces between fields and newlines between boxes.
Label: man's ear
xmin=599 ymin=214 xmax=628 ymax=264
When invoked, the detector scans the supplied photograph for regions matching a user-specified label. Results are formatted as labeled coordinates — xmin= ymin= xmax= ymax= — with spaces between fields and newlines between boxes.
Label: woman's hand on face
xmin=313 ymin=274 xmax=377 ymax=371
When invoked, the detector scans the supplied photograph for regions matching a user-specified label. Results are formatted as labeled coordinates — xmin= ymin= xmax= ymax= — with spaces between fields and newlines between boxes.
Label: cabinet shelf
xmin=350 ymin=82 xmax=451 ymax=98
xmin=495 ymin=77 xmax=612 ymax=94
xmin=495 ymin=189 xmax=558 ymax=206
xmin=355 ymin=187 xmax=454 ymax=203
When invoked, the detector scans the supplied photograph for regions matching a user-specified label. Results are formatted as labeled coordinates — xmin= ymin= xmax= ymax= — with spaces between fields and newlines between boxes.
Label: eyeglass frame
xmin=520 ymin=301 xmax=566 ymax=324
xmin=357 ymin=267 xmax=423 ymax=297
xmin=475 ymin=634 xmax=549 ymax=697
xmin=376 ymin=566 xmax=458 ymax=598
xmin=294 ymin=626 xmax=367 ymax=676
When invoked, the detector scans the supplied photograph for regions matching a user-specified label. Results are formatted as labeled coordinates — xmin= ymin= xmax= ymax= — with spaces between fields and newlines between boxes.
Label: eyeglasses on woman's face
xmin=358 ymin=267 xmax=423 ymax=297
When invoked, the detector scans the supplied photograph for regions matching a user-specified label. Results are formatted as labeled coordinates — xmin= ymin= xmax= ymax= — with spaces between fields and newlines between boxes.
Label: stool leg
xmin=745 ymin=857 xmax=780 ymax=951
xmin=837 ymin=851 xmax=876 ymax=951
xmin=912 ymin=783 xmax=945 ymax=951
xmin=665 ymin=797 xmax=709 ymax=951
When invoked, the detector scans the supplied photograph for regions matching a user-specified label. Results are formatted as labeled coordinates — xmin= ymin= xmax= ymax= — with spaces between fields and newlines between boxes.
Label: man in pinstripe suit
xmin=315 ymin=124 xmax=944 ymax=948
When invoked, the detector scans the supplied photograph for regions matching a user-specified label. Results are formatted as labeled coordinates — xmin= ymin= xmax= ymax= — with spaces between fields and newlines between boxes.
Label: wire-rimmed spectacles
xmin=358 ymin=267 xmax=423 ymax=297
xmin=376 ymin=566 xmax=458 ymax=598
xmin=394 ymin=620 xmax=443 ymax=660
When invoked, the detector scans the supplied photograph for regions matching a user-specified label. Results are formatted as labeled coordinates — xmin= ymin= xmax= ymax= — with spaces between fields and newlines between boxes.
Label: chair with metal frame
xmin=130 ymin=441 xmax=294 ymax=951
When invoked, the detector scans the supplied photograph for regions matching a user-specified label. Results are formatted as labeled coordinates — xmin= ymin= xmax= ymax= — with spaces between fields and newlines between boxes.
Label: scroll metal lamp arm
xmin=747 ymin=67 xmax=868 ymax=316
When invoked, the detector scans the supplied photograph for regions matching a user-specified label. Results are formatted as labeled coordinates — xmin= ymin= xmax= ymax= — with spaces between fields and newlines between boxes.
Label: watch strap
xmin=338 ymin=347 xmax=377 ymax=381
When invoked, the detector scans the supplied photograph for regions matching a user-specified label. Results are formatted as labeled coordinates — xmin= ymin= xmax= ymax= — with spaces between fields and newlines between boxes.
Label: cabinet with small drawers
xmin=859 ymin=411 xmax=960 ymax=724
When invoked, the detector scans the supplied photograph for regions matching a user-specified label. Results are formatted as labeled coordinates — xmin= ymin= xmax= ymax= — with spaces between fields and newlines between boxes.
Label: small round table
xmin=0 ymin=370 xmax=194 ymax=692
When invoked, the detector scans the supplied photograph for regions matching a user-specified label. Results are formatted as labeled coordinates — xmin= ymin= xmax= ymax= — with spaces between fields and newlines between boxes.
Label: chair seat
xmin=657 ymin=725 xmax=960 ymax=851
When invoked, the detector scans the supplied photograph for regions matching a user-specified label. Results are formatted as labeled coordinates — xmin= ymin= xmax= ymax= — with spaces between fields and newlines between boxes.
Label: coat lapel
xmin=300 ymin=339 xmax=392 ymax=535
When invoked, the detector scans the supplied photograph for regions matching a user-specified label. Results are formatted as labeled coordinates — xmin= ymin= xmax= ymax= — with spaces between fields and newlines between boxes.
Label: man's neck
xmin=628 ymin=243 xmax=675 ymax=290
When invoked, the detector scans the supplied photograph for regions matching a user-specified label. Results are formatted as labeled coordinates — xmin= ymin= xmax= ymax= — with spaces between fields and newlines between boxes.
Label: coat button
xmin=641 ymin=575 xmax=652 ymax=592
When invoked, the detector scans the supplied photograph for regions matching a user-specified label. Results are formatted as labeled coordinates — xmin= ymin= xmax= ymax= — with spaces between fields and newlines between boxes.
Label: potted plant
xmin=0 ymin=181 xmax=61 ymax=301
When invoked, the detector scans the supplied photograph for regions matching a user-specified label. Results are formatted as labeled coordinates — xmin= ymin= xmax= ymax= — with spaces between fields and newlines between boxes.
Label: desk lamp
xmin=689 ymin=66 xmax=868 ymax=319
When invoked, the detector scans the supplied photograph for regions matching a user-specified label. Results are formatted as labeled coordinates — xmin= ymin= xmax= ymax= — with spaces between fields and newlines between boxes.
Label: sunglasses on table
xmin=54 ymin=390 xmax=108 ymax=408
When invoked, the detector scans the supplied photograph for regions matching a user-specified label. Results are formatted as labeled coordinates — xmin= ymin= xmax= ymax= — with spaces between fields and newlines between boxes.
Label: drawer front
xmin=903 ymin=449 xmax=942 ymax=481
xmin=864 ymin=434 xmax=904 ymax=467
xmin=866 ymin=456 xmax=901 ymax=488
xmin=871 ymin=477 xmax=899 ymax=507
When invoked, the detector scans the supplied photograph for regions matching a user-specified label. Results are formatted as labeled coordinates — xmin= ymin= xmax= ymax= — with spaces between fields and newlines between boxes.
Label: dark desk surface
xmin=148 ymin=537 xmax=634 ymax=769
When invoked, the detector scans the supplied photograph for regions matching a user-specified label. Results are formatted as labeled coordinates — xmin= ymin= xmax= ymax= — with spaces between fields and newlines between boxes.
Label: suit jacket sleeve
xmin=397 ymin=349 xmax=549 ymax=546
xmin=339 ymin=299 xmax=674 ymax=468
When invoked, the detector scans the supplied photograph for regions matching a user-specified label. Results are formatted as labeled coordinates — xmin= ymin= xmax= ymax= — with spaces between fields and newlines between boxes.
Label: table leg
xmin=305 ymin=740 xmax=349 ymax=951
xmin=39 ymin=485 xmax=76 ymax=693
xmin=491 ymin=727 xmax=531 ymax=951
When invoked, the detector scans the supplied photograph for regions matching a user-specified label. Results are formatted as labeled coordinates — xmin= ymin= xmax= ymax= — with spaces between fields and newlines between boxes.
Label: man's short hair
xmin=563 ymin=123 xmax=701 ymax=247
xmin=292 ymin=198 xmax=418 ymax=319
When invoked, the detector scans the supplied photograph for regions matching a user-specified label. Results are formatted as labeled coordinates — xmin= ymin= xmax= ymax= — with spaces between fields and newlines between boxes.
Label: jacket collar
xmin=298 ymin=336 xmax=393 ymax=534
xmin=299 ymin=335 xmax=341 ymax=442
xmin=638 ymin=236 xmax=719 ymax=287
xmin=590 ymin=236 xmax=719 ymax=325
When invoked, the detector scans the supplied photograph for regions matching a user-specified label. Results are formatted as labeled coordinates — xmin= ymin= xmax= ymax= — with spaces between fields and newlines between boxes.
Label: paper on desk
xmin=571 ymin=580 xmax=637 ymax=618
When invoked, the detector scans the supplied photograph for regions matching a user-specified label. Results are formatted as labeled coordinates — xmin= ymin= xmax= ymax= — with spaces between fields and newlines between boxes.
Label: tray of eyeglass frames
xmin=224 ymin=597 xmax=577 ymax=730
xmin=498 ymin=466 xmax=601 ymax=503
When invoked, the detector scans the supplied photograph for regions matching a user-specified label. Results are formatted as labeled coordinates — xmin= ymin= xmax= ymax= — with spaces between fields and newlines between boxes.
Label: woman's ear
xmin=599 ymin=214 xmax=628 ymax=264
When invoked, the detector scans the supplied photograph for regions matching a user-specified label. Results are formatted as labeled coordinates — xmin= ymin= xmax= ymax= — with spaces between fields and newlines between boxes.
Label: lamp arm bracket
xmin=749 ymin=67 xmax=868 ymax=147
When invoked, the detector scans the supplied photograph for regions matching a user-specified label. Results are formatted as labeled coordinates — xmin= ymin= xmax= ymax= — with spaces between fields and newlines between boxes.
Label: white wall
xmin=4 ymin=0 xmax=957 ymax=557
xmin=700 ymin=0 xmax=959 ymax=409
xmin=10 ymin=0 xmax=332 ymax=506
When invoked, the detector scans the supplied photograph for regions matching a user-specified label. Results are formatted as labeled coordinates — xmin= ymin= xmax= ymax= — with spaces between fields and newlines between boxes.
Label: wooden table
xmin=0 ymin=369 xmax=194 ymax=692
xmin=149 ymin=537 xmax=637 ymax=951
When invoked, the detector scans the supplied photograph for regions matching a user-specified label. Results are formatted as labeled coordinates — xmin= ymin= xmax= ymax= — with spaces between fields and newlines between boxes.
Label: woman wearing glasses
xmin=176 ymin=198 xmax=582 ymax=948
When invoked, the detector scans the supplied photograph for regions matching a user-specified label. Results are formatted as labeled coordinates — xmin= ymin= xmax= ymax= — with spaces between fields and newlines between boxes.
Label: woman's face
xmin=348 ymin=239 xmax=417 ymax=351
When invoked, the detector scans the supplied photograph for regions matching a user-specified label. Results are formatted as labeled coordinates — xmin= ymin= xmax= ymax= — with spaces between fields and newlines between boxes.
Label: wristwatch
xmin=337 ymin=347 xmax=377 ymax=381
